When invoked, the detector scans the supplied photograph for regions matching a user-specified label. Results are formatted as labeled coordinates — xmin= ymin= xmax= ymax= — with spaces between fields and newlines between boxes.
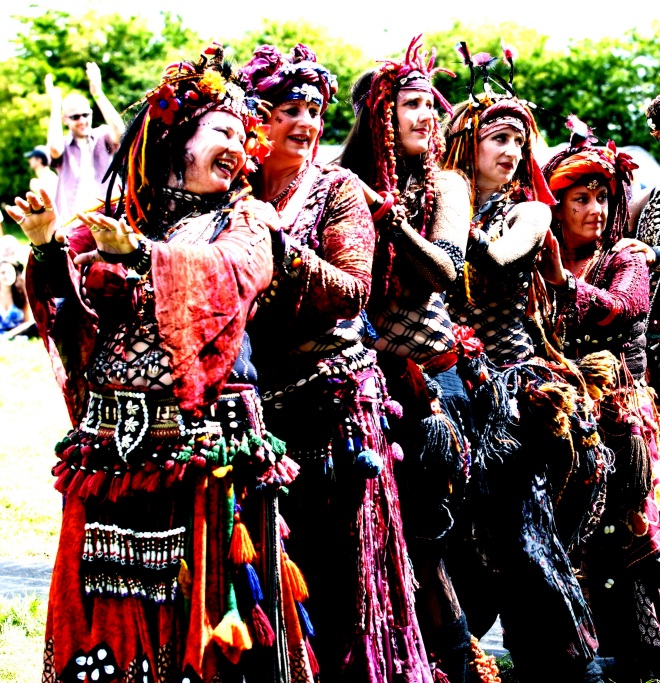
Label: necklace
xmin=268 ymin=162 xmax=310 ymax=210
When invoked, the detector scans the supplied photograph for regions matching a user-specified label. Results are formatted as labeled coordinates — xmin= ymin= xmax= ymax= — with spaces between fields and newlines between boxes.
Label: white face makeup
xmin=181 ymin=110 xmax=247 ymax=194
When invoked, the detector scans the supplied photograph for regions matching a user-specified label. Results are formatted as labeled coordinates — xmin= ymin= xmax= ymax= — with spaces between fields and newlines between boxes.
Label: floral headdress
xmin=365 ymin=35 xmax=455 ymax=236
xmin=543 ymin=115 xmax=638 ymax=248
xmin=241 ymin=44 xmax=338 ymax=113
xmin=105 ymin=42 xmax=272 ymax=231
xmin=240 ymin=44 xmax=338 ymax=161
xmin=444 ymin=41 xmax=555 ymax=206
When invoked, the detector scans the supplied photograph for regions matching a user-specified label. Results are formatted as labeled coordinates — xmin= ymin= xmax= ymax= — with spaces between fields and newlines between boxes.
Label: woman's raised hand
xmin=6 ymin=188 xmax=62 ymax=246
xmin=537 ymin=228 xmax=568 ymax=286
xmin=74 ymin=213 xmax=140 ymax=266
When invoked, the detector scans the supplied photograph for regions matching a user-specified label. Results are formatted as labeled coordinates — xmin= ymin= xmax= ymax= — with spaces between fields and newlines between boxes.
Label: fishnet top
xmin=446 ymin=198 xmax=550 ymax=366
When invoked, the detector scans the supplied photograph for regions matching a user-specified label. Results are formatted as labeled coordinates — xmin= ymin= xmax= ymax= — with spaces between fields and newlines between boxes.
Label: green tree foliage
xmin=425 ymin=22 xmax=660 ymax=152
xmin=2 ymin=12 xmax=660 ymax=221
xmin=0 ymin=9 xmax=201 ymax=215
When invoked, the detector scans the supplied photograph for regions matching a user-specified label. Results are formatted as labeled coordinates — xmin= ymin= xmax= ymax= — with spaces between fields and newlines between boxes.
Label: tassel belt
xmin=80 ymin=385 xmax=257 ymax=462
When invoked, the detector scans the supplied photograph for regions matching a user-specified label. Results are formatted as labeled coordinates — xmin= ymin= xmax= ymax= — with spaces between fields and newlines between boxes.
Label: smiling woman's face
xmin=179 ymin=109 xmax=247 ymax=194
xmin=266 ymin=100 xmax=322 ymax=165
xmin=395 ymin=89 xmax=435 ymax=157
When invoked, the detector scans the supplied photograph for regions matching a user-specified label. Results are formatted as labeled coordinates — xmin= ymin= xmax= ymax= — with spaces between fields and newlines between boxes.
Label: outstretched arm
xmin=86 ymin=62 xmax=125 ymax=145
xmin=45 ymin=74 xmax=65 ymax=161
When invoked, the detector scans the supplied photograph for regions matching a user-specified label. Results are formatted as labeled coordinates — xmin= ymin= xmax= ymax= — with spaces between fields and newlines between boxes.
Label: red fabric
xmin=287 ymin=167 xmax=375 ymax=322
xmin=153 ymin=199 xmax=273 ymax=417
xmin=572 ymin=249 xmax=649 ymax=327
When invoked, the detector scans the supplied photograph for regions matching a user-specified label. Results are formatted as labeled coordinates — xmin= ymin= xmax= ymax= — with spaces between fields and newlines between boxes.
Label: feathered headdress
xmin=444 ymin=41 xmax=555 ymax=206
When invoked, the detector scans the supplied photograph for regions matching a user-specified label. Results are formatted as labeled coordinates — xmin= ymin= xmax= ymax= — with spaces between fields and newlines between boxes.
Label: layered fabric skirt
xmin=259 ymin=342 xmax=433 ymax=683
xmin=42 ymin=383 xmax=314 ymax=683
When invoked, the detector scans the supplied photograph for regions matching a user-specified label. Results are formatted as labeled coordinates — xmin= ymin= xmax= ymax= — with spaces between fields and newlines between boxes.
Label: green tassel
xmin=248 ymin=430 xmax=264 ymax=453
xmin=237 ymin=434 xmax=251 ymax=458
xmin=264 ymin=431 xmax=287 ymax=457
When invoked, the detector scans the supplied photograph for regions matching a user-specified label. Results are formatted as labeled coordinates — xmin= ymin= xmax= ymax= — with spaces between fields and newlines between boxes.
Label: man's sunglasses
xmin=67 ymin=112 xmax=91 ymax=121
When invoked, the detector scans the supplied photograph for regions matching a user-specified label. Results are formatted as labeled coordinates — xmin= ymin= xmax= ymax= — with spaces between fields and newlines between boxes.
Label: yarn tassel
xmin=228 ymin=517 xmax=257 ymax=565
xmin=279 ymin=515 xmax=291 ymax=540
xmin=282 ymin=553 xmax=309 ymax=601
xmin=296 ymin=601 xmax=315 ymax=637
xmin=244 ymin=563 xmax=264 ymax=603
xmin=264 ymin=431 xmax=288 ymax=457
xmin=625 ymin=419 xmax=652 ymax=498
xmin=212 ymin=605 xmax=253 ymax=664
xmin=250 ymin=603 xmax=275 ymax=647
xmin=305 ymin=637 xmax=320 ymax=678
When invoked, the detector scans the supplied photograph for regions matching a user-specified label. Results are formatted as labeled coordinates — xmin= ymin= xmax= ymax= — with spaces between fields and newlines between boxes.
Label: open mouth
xmin=288 ymin=135 xmax=310 ymax=145
xmin=214 ymin=157 xmax=236 ymax=176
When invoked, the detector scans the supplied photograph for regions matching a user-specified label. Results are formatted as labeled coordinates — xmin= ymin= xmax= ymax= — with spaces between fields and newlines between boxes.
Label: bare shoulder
xmin=507 ymin=200 xmax=551 ymax=235
xmin=435 ymin=169 xmax=470 ymax=195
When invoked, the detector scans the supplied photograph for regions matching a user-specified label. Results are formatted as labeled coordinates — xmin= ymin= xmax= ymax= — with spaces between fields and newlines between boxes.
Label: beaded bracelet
xmin=30 ymin=235 xmax=70 ymax=263
xmin=371 ymin=192 xmax=395 ymax=223
xmin=433 ymin=239 xmax=465 ymax=274
xmin=98 ymin=238 xmax=152 ymax=275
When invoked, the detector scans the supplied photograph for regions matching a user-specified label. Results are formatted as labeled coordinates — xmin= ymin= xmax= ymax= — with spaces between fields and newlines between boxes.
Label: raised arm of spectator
xmin=45 ymin=74 xmax=65 ymax=161
xmin=86 ymin=62 xmax=125 ymax=145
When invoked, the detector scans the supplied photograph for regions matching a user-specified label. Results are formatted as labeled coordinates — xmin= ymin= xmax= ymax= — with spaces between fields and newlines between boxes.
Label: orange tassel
xmin=282 ymin=553 xmax=309 ymax=602
xmin=228 ymin=518 xmax=257 ymax=565
xmin=212 ymin=609 xmax=252 ymax=664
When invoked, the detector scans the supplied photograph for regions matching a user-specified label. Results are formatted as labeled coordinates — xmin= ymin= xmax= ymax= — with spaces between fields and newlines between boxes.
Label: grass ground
xmin=0 ymin=337 xmax=66 ymax=561
xmin=0 ymin=595 xmax=47 ymax=682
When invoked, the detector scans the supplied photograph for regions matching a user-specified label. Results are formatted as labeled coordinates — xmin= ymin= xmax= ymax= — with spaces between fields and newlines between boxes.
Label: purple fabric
xmin=51 ymin=125 xmax=119 ymax=223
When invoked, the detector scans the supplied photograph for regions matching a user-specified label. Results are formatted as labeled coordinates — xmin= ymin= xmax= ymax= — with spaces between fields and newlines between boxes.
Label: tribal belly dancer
xmin=340 ymin=37 xmax=486 ymax=683
xmin=440 ymin=45 xmax=606 ymax=683
xmin=241 ymin=43 xmax=432 ymax=682
xmin=540 ymin=122 xmax=660 ymax=682
xmin=8 ymin=44 xmax=309 ymax=683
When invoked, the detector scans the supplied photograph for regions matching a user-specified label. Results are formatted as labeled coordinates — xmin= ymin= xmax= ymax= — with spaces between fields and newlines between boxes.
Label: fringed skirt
xmin=583 ymin=383 xmax=660 ymax=671
xmin=260 ymin=341 xmax=433 ymax=683
xmin=446 ymin=356 xmax=605 ymax=672
xmin=42 ymin=383 xmax=312 ymax=683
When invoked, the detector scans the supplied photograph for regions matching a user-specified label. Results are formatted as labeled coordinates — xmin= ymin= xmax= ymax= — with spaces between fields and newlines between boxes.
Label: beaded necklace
xmin=268 ymin=161 xmax=310 ymax=211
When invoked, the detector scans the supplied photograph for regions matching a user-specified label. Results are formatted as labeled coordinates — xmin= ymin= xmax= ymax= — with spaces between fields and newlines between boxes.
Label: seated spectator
xmin=24 ymin=145 xmax=58 ymax=197
xmin=0 ymin=260 xmax=34 ymax=339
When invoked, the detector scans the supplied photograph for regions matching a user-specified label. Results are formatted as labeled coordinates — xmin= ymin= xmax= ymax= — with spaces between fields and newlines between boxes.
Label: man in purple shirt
xmin=45 ymin=62 xmax=125 ymax=224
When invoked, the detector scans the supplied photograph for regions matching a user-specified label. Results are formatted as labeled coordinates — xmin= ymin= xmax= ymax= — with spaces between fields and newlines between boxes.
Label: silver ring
xmin=16 ymin=215 xmax=26 ymax=225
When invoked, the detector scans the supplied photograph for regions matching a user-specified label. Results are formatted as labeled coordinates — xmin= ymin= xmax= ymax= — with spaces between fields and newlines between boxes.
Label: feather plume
xmin=455 ymin=41 xmax=472 ymax=66
xmin=566 ymin=114 xmax=596 ymax=148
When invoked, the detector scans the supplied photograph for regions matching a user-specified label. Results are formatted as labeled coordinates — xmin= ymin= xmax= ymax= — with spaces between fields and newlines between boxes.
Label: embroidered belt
xmin=81 ymin=386 xmax=254 ymax=461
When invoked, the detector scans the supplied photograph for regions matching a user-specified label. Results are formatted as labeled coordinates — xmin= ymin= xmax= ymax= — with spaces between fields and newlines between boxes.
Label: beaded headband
xmin=241 ymin=43 xmax=338 ymax=114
